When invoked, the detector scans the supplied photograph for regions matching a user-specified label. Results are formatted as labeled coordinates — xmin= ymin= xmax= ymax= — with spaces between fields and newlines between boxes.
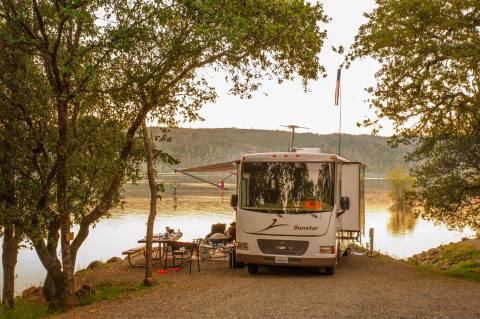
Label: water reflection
xmin=387 ymin=205 xmax=418 ymax=237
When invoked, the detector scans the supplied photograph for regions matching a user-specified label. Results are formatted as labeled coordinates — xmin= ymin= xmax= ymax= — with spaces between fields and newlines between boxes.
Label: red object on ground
xmin=156 ymin=269 xmax=168 ymax=275
xmin=171 ymin=267 xmax=182 ymax=272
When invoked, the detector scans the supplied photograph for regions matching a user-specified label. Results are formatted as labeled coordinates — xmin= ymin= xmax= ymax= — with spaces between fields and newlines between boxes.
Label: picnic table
xmin=138 ymin=233 xmax=200 ymax=274
xmin=137 ymin=232 xmax=183 ymax=265
xmin=122 ymin=232 xmax=182 ymax=268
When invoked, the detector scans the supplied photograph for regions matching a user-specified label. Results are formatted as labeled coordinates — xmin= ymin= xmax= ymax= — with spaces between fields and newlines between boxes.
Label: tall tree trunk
xmin=43 ymin=221 xmax=61 ymax=302
xmin=2 ymin=225 xmax=19 ymax=309
xmin=29 ymin=225 xmax=64 ymax=304
xmin=1 ymin=143 xmax=19 ymax=309
xmin=33 ymin=246 xmax=64 ymax=304
xmin=142 ymin=120 xmax=157 ymax=286
xmin=57 ymin=100 xmax=75 ymax=309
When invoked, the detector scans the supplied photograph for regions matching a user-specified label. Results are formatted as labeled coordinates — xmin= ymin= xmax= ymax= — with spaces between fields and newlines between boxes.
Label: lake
xmin=0 ymin=178 xmax=474 ymax=294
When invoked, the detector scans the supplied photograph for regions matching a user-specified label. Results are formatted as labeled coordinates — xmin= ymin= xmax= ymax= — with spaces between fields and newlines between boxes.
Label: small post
xmin=368 ymin=228 xmax=374 ymax=254
xmin=173 ymin=183 xmax=177 ymax=210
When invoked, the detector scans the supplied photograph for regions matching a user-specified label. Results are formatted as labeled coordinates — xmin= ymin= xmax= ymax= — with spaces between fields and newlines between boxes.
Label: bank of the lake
xmin=409 ymin=239 xmax=480 ymax=282
xmin=4 ymin=239 xmax=480 ymax=319
xmin=49 ymin=249 xmax=480 ymax=319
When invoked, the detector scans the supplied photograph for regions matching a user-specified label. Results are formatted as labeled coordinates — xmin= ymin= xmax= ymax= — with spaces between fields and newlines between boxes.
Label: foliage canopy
xmin=350 ymin=0 xmax=480 ymax=233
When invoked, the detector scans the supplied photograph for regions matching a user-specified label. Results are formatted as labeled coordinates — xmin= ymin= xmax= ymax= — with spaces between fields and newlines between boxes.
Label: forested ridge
xmin=152 ymin=128 xmax=411 ymax=176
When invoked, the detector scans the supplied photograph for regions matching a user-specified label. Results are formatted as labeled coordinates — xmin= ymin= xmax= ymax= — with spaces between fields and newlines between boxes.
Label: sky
xmin=181 ymin=0 xmax=394 ymax=136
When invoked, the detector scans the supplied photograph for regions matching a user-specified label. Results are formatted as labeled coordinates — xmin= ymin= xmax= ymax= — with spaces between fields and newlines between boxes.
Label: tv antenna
xmin=281 ymin=125 xmax=309 ymax=152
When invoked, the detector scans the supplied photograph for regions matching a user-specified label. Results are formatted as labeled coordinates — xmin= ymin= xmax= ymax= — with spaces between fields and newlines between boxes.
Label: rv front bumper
xmin=236 ymin=254 xmax=336 ymax=267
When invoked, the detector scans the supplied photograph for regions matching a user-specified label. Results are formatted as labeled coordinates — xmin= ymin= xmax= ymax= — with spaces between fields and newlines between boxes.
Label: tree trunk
xmin=29 ymin=226 xmax=65 ymax=304
xmin=42 ymin=273 xmax=58 ymax=303
xmin=142 ymin=120 xmax=157 ymax=287
xmin=43 ymin=221 xmax=61 ymax=303
xmin=1 ymin=143 xmax=19 ymax=309
xmin=2 ymin=225 xmax=19 ymax=309
xmin=56 ymin=99 xmax=76 ymax=309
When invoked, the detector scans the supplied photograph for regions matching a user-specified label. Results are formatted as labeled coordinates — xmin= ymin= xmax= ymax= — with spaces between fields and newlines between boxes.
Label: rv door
xmin=339 ymin=163 xmax=365 ymax=234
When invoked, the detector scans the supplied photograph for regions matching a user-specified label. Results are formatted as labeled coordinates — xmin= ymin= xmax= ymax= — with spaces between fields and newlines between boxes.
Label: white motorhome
xmin=177 ymin=149 xmax=365 ymax=275
xmin=232 ymin=150 xmax=365 ymax=274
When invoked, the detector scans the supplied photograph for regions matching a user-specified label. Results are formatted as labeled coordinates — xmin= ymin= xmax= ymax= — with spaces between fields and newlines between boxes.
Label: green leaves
xmin=350 ymin=0 xmax=480 ymax=234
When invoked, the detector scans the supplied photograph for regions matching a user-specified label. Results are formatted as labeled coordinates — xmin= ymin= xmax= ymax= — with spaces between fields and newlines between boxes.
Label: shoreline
xmin=48 ymin=242 xmax=480 ymax=318
xmin=5 ymin=238 xmax=479 ymax=318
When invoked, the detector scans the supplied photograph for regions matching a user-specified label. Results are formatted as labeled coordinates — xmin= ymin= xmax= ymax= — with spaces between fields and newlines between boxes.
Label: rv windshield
xmin=240 ymin=162 xmax=335 ymax=213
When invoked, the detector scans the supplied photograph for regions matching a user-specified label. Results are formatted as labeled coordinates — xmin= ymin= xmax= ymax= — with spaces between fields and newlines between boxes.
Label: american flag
xmin=334 ymin=68 xmax=341 ymax=106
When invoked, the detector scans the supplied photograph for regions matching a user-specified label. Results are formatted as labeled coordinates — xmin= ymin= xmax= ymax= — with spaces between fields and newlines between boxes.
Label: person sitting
xmin=226 ymin=222 xmax=236 ymax=242
xmin=206 ymin=223 xmax=226 ymax=239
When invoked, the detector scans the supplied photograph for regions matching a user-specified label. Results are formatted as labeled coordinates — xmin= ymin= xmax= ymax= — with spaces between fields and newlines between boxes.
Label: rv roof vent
xmin=293 ymin=148 xmax=322 ymax=153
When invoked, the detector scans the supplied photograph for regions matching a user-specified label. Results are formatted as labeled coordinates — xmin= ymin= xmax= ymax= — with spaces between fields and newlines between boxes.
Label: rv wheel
xmin=234 ymin=261 xmax=245 ymax=269
xmin=247 ymin=264 xmax=259 ymax=274
xmin=325 ymin=266 xmax=335 ymax=275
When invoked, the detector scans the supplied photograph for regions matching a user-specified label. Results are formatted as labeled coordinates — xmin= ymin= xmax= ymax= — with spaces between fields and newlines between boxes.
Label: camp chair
xmin=165 ymin=241 xmax=200 ymax=274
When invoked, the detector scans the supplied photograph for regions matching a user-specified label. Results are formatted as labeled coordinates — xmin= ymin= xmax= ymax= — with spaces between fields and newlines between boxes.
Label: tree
xmin=349 ymin=0 xmax=480 ymax=234
xmin=141 ymin=122 xmax=177 ymax=286
xmin=1 ymin=0 xmax=329 ymax=309
xmin=0 ymin=25 xmax=144 ymax=305
xmin=386 ymin=168 xmax=414 ymax=210
xmin=0 ymin=34 xmax=53 ymax=308
xmin=142 ymin=121 xmax=157 ymax=287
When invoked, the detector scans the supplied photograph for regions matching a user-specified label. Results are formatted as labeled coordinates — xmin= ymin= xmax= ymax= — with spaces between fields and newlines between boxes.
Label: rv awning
xmin=174 ymin=160 xmax=239 ymax=190
xmin=175 ymin=160 xmax=239 ymax=174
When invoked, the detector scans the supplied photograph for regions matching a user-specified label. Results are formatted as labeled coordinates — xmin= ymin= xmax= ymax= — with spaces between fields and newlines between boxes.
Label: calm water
xmin=0 ymin=180 xmax=474 ymax=294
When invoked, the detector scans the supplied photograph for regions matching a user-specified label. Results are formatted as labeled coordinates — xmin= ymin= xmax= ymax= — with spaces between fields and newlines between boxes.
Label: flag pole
xmin=334 ymin=68 xmax=342 ymax=156
xmin=338 ymin=94 xmax=342 ymax=157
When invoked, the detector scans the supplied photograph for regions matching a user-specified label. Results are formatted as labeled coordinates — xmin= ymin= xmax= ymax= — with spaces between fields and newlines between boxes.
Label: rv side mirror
xmin=230 ymin=194 xmax=238 ymax=208
xmin=340 ymin=196 xmax=350 ymax=211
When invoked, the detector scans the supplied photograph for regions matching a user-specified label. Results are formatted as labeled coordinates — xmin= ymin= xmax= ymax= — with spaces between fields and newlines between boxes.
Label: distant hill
xmin=150 ymin=128 xmax=411 ymax=176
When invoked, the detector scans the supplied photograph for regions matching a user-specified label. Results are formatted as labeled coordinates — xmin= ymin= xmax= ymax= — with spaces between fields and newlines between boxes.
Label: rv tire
xmin=234 ymin=261 xmax=245 ymax=269
xmin=325 ymin=266 xmax=335 ymax=275
xmin=247 ymin=264 xmax=259 ymax=274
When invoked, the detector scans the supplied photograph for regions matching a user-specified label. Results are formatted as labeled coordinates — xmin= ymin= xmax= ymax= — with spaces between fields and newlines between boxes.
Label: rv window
xmin=240 ymin=162 xmax=335 ymax=213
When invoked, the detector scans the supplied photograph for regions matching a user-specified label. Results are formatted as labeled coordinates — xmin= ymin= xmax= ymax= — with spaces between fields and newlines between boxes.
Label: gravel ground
xmin=56 ymin=255 xmax=480 ymax=319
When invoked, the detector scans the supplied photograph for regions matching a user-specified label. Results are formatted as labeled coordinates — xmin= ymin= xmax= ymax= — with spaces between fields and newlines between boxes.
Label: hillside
xmin=151 ymin=128 xmax=411 ymax=176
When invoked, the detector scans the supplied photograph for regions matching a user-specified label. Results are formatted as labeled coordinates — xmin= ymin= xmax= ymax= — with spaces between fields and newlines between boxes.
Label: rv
xmin=178 ymin=148 xmax=365 ymax=275
xmin=232 ymin=150 xmax=365 ymax=274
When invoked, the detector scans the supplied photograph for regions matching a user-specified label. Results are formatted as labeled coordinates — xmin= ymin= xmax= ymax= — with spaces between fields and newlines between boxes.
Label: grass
xmin=76 ymin=281 xmax=149 ymax=306
xmin=411 ymin=242 xmax=480 ymax=282
xmin=441 ymin=243 xmax=479 ymax=260
xmin=445 ymin=260 xmax=480 ymax=281
xmin=0 ymin=280 xmax=156 ymax=319
xmin=440 ymin=243 xmax=480 ymax=281
xmin=0 ymin=299 xmax=53 ymax=319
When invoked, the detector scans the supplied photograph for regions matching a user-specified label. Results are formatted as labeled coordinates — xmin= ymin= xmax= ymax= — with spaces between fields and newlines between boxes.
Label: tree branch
xmin=32 ymin=0 xmax=49 ymax=44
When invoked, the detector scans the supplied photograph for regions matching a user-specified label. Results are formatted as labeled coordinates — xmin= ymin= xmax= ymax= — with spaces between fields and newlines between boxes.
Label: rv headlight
xmin=319 ymin=246 xmax=335 ymax=254
xmin=236 ymin=242 xmax=249 ymax=251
